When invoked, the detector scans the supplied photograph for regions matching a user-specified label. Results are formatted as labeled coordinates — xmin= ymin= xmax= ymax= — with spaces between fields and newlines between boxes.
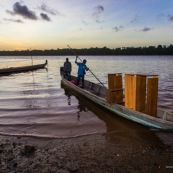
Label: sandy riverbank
xmin=0 ymin=134 xmax=173 ymax=173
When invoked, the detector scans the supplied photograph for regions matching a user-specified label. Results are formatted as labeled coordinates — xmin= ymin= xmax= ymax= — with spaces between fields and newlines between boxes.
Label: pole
xmin=67 ymin=45 xmax=106 ymax=88
xmin=30 ymin=48 xmax=33 ymax=65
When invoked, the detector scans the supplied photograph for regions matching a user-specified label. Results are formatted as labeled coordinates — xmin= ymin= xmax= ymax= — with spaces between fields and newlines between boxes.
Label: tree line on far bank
xmin=0 ymin=44 xmax=173 ymax=56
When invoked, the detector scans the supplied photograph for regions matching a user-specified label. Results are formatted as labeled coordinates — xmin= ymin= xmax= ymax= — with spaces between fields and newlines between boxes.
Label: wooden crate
xmin=134 ymin=75 xmax=146 ymax=113
xmin=106 ymin=88 xmax=123 ymax=104
xmin=125 ymin=74 xmax=158 ymax=117
xmin=107 ymin=73 xmax=123 ymax=104
xmin=108 ymin=74 xmax=122 ymax=89
xmin=125 ymin=74 xmax=135 ymax=109
xmin=146 ymin=77 xmax=158 ymax=117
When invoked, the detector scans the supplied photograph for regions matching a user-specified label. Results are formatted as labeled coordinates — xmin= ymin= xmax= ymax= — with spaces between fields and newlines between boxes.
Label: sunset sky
xmin=0 ymin=0 xmax=173 ymax=50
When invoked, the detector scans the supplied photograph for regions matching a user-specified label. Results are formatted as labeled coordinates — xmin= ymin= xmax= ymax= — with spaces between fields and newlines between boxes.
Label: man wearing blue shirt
xmin=75 ymin=56 xmax=89 ymax=88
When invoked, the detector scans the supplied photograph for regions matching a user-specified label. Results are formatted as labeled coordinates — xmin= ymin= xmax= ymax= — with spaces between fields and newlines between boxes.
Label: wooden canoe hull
xmin=0 ymin=60 xmax=47 ymax=75
xmin=61 ymin=74 xmax=173 ymax=131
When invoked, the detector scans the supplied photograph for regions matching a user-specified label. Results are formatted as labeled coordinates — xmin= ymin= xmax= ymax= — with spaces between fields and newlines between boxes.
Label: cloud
xmin=95 ymin=19 xmax=104 ymax=23
xmin=94 ymin=5 xmax=104 ymax=14
xmin=6 ymin=10 xmax=14 ymax=15
xmin=6 ymin=2 xmax=52 ymax=22
xmin=141 ymin=27 xmax=152 ymax=32
xmin=92 ymin=5 xmax=104 ymax=23
xmin=168 ymin=15 xmax=173 ymax=21
xmin=157 ymin=13 xmax=165 ymax=19
xmin=82 ymin=20 xmax=88 ymax=25
xmin=112 ymin=26 xmax=124 ymax=32
xmin=3 ymin=18 xmax=23 ymax=23
xmin=131 ymin=15 xmax=141 ymax=25
xmin=40 ymin=13 xmax=51 ymax=21
xmin=38 ymin=3 xmax=59 ymax=16
xmin=6 ymin=2 xmax=38 ymax=20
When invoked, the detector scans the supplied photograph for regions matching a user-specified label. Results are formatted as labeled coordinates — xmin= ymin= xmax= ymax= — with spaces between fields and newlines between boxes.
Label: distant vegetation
xmin=0 ymin=44 xmax=173 ymax=56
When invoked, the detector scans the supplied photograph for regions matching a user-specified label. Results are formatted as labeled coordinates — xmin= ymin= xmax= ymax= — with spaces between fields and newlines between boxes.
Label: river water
xmin=0 ymin=56 xmax=173 ymax=146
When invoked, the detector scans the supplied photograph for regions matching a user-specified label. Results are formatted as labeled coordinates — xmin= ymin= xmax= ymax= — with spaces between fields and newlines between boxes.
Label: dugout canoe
xmin=0 ymin=60 xmax=48 ymax=75
xmin=60 ymin=67 xmax=173 ymax=131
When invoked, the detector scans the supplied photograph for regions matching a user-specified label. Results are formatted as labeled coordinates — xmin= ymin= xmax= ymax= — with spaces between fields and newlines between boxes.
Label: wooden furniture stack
xmin=125 ymin=74 xmax=158 ymax=117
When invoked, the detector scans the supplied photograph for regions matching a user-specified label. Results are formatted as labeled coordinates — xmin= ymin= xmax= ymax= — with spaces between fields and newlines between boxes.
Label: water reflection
xmin=61 ymin=86 xmax=164 ymax=146
xmin=79 ymin=95 xmax=164 ymax=146
xmin=21 ymin=71 xmax=38 ymax=108
xmin=63 ymin=88 xmax=71 ymax=105
xmin=20 ymin=70 xmax=53 ymax=109
xmin=76 ymin=101 xmax=87 ymax=121
xmin=63 ymin=88 xmax=88 ymax=120
xmin=0 ymin=56 xmax=173 ymax=144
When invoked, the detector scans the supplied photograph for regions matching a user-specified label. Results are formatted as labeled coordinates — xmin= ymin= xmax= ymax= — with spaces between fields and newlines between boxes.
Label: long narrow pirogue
xmin=60 ymin=67 xmax=173 ymax=131
xmin=0 ymin=60 xmax=47 ymax=75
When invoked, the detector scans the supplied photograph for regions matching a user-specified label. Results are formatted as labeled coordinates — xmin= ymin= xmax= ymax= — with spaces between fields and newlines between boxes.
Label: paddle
xmin=67 ymin=45 xmax=106 ymax=88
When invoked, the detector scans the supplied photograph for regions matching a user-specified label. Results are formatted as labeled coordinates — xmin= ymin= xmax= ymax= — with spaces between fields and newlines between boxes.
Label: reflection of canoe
xmin=62 ymin=87 xmax=164 ymax=146
xmin=0 ymin=60 xmax=47 ymax=75
xmin=60 ymin=67 xmax=173 ymax=131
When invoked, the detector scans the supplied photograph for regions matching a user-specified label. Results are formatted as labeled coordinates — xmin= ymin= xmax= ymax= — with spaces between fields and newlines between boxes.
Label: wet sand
xmin=0 ymin=133 xmax=173 ymax=173
xmin=1 ymin=92 xmax=173 ymax=173
xmin=1 ymin=90 xmax=173 ymax=173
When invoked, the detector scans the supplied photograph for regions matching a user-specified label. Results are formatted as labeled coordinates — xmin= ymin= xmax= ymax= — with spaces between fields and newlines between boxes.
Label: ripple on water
xmin=0 ymin=56 xmax=173 ymax=146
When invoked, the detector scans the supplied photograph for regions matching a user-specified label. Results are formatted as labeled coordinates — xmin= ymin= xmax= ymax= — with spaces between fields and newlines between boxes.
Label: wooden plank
xmin=146 ymin=77 xmax=158 ymax=117
xmin=125 ymin=74 xmax=146 ymax=112
xmin=125 ymin=74 xmax=134 ymax=109
xmin=107 ymin=74 xmax=123 ymax=104
xmin=114 ymin=89 xmax=123 ymax=103
xmin=106 ymin=89 xmax=111 ymax=103
xmin=108 ymin=74 xmax=122 ymax=89
xmin=132 ymin=75 xmax=137 ymax=110
xmin=125 ymin=73 xmax=158 ymax=77
xmin=114 ymin=74 xmax=122 ymax=89
xmin=106 ymin=89 xmax=123 ymax=104
xmin=134 ymin=75 xmax=146 ymax=113
xmin=108 ymin=74 xmax=115 ymax=89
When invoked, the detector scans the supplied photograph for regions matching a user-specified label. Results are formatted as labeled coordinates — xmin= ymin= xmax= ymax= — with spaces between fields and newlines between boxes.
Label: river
xmin=0 ymin=56 xmax=173 ymax=146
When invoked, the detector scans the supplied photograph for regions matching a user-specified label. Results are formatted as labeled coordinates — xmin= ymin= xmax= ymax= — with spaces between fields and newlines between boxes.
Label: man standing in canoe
xmin=75 ymin=56 xmax=89 ymax=88
xmin=64 ymin=58 xmax=72 ymax=80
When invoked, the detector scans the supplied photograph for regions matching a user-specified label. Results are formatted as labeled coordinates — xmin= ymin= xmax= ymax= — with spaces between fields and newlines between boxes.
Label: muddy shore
xmin=0 ymin=133 xmax=173 ymax=173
